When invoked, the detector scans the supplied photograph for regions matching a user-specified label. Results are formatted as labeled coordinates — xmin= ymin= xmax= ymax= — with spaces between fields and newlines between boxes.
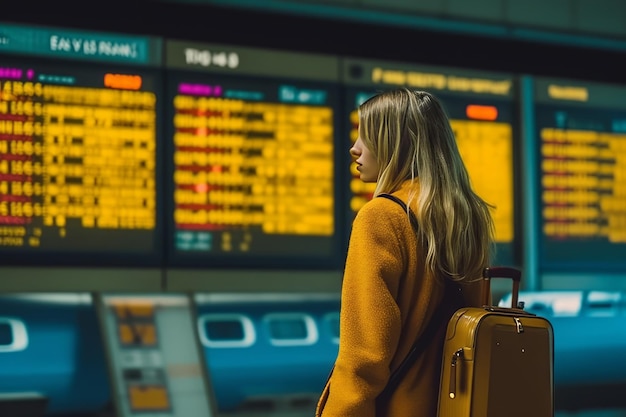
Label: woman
xmin=316 ymin=88 xmax=495 ymax=417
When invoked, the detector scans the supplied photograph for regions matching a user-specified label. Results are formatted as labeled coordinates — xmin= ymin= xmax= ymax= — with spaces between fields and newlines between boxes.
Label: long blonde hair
xmin=358 ymin=88 xmax=495 ymax=281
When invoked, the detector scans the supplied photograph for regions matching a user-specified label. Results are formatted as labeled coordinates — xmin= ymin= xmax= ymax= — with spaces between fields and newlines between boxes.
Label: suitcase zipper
xmin=448 ymin=348 xmax=463 ymax=399
xmin=514 ymin=317 xmax=524 ymax=333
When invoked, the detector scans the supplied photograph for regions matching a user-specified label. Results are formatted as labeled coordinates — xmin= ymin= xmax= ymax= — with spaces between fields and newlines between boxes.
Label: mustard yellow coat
xmin=316 ymin=182 xmax=483 ymax=417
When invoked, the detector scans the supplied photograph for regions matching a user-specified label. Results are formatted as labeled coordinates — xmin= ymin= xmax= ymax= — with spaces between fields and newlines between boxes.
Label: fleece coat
xmin=316 ymin=182 xmax=484 ymax=417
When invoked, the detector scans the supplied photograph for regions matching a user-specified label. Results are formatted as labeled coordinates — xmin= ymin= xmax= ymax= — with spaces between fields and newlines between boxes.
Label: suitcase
xmin=437 ymin=267 xmax=554 ymax=417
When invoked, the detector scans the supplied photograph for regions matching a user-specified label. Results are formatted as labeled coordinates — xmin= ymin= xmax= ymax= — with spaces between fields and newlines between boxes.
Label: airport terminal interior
xmin=1 ymin=0 xmax=626 ymax=416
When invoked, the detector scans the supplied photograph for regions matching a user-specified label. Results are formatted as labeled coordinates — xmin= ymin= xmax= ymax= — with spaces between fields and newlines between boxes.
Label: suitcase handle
xmin=482 ymin=266 xmax=522 ymax=308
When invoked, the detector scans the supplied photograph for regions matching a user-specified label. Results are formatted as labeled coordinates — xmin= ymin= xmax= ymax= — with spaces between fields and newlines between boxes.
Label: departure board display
xmin=165 ymin=40 xmax=342 ymax=268
xmin=0 ymin=23 xmax=163 ymax=266
xmin=536 ymin=78 xmax=626 ymax=271
xmin=342 ymin=58 xmax=518 ymax=266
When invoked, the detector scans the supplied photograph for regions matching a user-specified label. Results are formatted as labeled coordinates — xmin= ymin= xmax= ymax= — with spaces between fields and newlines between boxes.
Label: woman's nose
xmin=350 ymin=139 xmax=361 ymax=157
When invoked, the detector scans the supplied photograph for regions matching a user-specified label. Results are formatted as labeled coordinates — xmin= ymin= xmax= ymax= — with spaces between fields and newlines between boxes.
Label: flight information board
xmin=342 ymin=58 xmax=518 ymax=266
xmin=165 ymin=40 xmax=342 ymax=268
xmin=535 ymin=78 xmax=626 ymax=271
xmin=0 ymin=23 xmax=163 ymax=266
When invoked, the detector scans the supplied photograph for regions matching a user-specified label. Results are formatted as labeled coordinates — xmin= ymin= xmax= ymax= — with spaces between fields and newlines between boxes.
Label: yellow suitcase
xmin=437 ymin=267 xmax=554 ymax=417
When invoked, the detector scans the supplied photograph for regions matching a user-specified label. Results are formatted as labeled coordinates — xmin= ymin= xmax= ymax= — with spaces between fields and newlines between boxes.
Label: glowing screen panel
xmin=342 ymin=59 xmax=517 ymax=266
xmin=535 ymin=78 xmax=626 ymax=271
xmin=0 ymin=23 xmax=162 ymax=266
xmin=165 ymin=40 xmax=341 ymax=268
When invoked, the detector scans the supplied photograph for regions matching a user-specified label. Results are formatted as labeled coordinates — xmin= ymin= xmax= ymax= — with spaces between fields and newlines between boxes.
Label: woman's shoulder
xmin=355 ymin=194 xmax=410 ymax=225
xmin=360 ymin=193 xmax=403 ymax=211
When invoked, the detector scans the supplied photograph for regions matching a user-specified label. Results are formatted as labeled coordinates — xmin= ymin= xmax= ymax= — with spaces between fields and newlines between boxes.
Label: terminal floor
xmin=50 ymin=405 xmax=626 ymax=417
xmin=556 ymin=410 xmax=626 ymax=417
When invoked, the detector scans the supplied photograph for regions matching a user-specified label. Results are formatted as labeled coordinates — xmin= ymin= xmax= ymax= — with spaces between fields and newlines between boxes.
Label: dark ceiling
xmin=3 ymin=0 xmax=624 ymax=83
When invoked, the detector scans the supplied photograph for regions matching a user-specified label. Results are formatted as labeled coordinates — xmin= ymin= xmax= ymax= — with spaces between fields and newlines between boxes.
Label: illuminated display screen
xmin=343 ymin=59 xmax=518 ymax=266
xmin=0 ymin=59 xmax=162 ymax=266
xmin=536 ymin=78 xmax=626 ymax=271
xmin=165 ymin=41 xmax=342 ymax=268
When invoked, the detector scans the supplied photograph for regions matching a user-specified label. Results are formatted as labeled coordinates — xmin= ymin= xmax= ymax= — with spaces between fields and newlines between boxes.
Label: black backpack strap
xmin=377 ymin=193 xmax=419 ymax=232
xmin=380 ymin=279 xmax=460 ymax=403
xmin=376 ymin=193 xmax=461 ymax=403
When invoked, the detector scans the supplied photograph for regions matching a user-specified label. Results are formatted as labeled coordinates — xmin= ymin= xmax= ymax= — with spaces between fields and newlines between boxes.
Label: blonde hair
xmin=358 ymin=88 xmax=495 ymax=281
